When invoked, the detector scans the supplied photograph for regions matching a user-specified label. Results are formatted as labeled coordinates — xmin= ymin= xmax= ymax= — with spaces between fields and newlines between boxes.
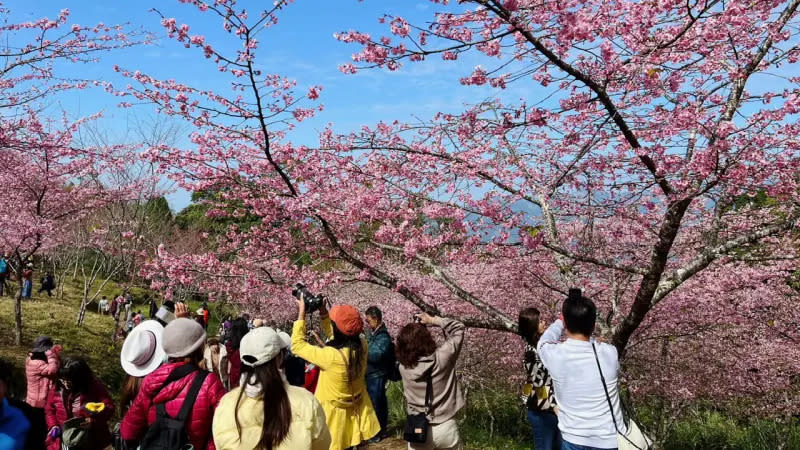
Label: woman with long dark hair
xmin=291 ymin=298 xmax=380 ymax=450
xmin=519 ymin=307 xmax=561 ymax=450
xmin=213 ymin=327 xmax=331 ymax=449
xmin=396 ymin=313 xmax=465 ymax=450
xmin=44 ymin=358 xmax=115 ymax=450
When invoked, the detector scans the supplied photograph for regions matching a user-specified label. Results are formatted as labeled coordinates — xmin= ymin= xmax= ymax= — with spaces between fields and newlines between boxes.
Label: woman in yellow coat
xmin=292 ymin=297 xmax=380 ymax=450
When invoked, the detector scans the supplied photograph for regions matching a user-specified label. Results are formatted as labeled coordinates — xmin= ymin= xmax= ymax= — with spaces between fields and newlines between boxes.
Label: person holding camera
xmin=396 ymin=313 xmax=466 ymax=450
xmin=290 ymin=291 xmax=380 ymax=450
xmin=44 ymin=358 xmax=115 ymax=450
xmin=538 ymin=289 xmax=625 ymax=450
xmin=519 ymin=307 xmax=561 ymax=450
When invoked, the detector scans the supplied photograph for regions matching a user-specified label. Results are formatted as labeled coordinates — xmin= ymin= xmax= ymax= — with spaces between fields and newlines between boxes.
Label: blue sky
xmin=3 ymin=0 xmax=519 ymax=211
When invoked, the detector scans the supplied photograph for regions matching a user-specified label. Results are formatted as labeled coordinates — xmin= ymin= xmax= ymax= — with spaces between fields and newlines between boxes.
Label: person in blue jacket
xmin=0 ymin=358 xmax=31 ymax=450
xmin=364 ymin=306 xmax=395 ymax=442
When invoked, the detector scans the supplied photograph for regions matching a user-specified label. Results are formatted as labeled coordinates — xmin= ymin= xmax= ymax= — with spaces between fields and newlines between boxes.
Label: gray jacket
xmin=399 ymin=318 xmax=466 ymax=424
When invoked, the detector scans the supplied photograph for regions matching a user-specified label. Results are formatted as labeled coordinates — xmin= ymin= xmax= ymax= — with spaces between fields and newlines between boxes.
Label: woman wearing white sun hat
xmin=119 ymin=320 xmax=167 ymax=415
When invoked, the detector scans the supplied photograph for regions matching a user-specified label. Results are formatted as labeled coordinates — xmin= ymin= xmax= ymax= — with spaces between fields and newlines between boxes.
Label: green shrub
xmin=664 ymin=410 xmax=800 ymax=450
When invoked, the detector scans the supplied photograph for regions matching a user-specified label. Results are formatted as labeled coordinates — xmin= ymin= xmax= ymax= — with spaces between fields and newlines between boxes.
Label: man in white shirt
xmin=537 ymin=289 xmax=625 ymax=450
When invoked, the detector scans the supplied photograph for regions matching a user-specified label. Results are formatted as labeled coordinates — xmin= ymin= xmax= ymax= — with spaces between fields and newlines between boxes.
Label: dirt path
xmin=367 ymin=437 xmax=407 ymax=449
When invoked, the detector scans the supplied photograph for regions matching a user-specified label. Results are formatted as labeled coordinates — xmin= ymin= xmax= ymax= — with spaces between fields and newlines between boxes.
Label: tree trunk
xmin=611 ymin=198 xmax=692 ymax=354
xmin=77 ymin=286 xmax=89 ymax=326
xmin=111 ymin=313 xmax=121 ymax=344
xmin=14 ymin=267 xmax=23 ymax=346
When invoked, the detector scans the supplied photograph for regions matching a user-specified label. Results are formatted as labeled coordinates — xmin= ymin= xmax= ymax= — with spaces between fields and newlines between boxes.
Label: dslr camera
xmin=292 ymin=283 xmax=324 ymax=313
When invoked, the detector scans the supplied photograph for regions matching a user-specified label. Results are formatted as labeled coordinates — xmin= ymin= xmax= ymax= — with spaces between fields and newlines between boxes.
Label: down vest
xmin=25 ymin=350 xmax=60 ymax=408
xmin=120 ymin=362 xmax=225 ymax=450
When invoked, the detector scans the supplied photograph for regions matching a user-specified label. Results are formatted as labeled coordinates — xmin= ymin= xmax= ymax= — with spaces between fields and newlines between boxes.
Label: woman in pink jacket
xmin=25 ymin=336 xmax=61 ymax=409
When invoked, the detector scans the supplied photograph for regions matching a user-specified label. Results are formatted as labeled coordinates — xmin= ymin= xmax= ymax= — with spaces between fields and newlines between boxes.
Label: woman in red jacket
xmin=121 ymin=318 xmax=225 ymax=450
xmin=44 ymin=358 xmax=115 ymax=450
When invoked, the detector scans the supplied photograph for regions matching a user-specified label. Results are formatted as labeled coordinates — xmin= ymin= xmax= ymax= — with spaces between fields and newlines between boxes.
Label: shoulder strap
xmin=592 ymin=343 xmax=644 ymax=450
xmin=150 ymin=364 xmax=199 ymax=419
xmin=591 ymin=343 xmax=620 ymax=434
xmin=423 ymin=368 xmax=433 ymax=414
xmin=177 ymin=371 xmax=208 ymax=421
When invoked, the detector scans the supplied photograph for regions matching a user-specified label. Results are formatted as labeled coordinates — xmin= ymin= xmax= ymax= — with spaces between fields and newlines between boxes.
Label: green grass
xmin=0 ymin=276 xmax=130 ymax=398
xmin=0 ymin=274 xmax=236 ymax=401
xmin=663 ymin=411 xmax=800 ymax=450
xmin=385 ymin=380 xmax=532 ymax=449
xmin=384 ymin=379 xmax=799 ymax=450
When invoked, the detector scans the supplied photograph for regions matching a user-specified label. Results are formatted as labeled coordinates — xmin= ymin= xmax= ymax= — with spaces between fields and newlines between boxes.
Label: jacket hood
xmin=403 ymin=353 xmax=435 ymax=382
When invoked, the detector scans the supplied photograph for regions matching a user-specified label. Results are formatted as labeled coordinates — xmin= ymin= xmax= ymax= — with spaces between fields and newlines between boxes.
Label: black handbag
xmin=403 ymin=369 xmax=433 ymax=444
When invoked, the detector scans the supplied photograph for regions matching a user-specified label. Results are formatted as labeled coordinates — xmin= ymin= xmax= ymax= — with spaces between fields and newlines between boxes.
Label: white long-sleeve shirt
xmin=537 ymin=320 xmax=625 ymax=449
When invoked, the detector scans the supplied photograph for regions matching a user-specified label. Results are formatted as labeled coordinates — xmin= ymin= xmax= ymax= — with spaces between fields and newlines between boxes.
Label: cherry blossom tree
xmin=331 ymin=0 xmax=800 ymax=421
xmin=0 ymin=6 xmax=147 ymax=345
xmin=129 ymin=0 xmax=798 ymax=419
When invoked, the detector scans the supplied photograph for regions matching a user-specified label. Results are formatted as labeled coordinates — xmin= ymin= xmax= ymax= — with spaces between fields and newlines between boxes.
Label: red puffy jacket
xmin=44 ymin=379 xmax=115 ymax=450
xmin=120 ymin=362 xmax=225 ymax=450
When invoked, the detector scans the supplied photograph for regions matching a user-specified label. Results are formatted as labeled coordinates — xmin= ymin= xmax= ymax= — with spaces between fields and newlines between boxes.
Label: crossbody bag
xmin=591 ymin=343 xmax=653 ymax=450
xmin=403 ymin=368 xmax=433 ymax=444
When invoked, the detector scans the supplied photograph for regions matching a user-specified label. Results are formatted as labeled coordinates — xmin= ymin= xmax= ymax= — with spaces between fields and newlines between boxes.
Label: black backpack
xmin=139 ymin=366 xmax=208 ymax=450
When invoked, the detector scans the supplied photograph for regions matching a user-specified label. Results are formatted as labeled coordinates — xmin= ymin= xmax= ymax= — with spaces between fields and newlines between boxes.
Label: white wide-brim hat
xmin=120 ymin=320 xmax=166 ymax=377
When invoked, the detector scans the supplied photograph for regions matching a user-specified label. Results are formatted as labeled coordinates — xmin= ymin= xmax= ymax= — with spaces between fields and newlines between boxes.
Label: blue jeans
xmin=22 ymin=280 xmax=32 ymax=298
xmin=527 ymin=409 xmax=561 ymax=450
xmin=365 ymin=376 xmax=388 ymax=434
xmin=561 ymin=440 xmax=617 ymax=450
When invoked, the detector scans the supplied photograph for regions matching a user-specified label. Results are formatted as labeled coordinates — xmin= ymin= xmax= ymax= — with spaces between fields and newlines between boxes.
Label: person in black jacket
xmin=38 ymin=272 xmax=55 ymax=297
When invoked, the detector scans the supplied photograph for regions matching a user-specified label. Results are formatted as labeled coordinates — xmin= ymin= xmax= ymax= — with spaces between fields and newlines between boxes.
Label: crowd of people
xmin=0 ymin=254 xmax=56 ymax=299
xmin=0 ymin=287 xmax=635 ymax=450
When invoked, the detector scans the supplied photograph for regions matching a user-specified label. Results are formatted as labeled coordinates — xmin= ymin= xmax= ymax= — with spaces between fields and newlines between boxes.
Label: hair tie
xmin=568 ymin=288 xmax=582 ymax=300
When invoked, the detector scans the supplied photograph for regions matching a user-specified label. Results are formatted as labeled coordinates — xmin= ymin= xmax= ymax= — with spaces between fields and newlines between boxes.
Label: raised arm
xmin=537 ymin=319 xmax=564 ymax=368
xmin=291 ymin=319 xmax=337 ymax=371
xmin=38 ymin=347 xmax=61 ymax=376
xmin=418 ymin=314 xmax=465 ymax=369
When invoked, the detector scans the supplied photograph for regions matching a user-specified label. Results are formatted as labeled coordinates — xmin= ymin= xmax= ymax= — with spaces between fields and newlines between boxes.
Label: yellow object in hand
xmin=85 ymin=402 xmax=105 ymax=414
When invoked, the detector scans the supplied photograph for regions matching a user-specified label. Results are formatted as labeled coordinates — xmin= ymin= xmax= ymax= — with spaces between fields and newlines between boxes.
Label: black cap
xmin=32 ymin=336 xmax=53 ymax=353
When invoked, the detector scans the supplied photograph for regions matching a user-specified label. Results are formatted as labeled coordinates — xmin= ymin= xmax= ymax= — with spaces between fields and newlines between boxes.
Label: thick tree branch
xmin=370 ymin=240 xmax=518 ymax=332
xmin=652 ymin=219 xmax=798 ymax=304
xmin=611 ymin=0 xmax=800 ymax=355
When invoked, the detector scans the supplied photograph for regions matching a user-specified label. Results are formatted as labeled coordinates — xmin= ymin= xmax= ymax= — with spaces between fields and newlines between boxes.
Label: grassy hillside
xmin=0 ymin=276 xmax=136 ymax=396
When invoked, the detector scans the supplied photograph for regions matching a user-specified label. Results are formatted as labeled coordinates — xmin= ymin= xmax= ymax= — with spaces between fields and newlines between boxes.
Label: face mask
xmin=240 ymin=369 xmax=288 ymax=399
